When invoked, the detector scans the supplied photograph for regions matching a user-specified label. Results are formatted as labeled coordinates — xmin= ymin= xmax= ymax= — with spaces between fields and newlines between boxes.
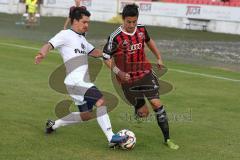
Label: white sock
xmin=96 ymin=106 xmax=114 ymax=142
xmin=52 ymin=112 xmax=82 ymax=130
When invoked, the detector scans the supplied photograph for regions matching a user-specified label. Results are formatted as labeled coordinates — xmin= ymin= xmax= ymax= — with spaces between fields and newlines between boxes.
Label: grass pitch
xmin=0 ymin=13 xmax=240 ymax=160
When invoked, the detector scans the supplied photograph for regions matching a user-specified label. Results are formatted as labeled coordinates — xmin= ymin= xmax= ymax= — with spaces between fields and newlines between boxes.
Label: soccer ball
xmin=117 ymin=129 xmax=136 ymax=150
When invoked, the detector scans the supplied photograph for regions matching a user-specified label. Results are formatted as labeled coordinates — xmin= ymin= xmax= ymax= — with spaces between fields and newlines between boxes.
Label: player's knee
xmin=84 ymin=86 xmax=104 ymax=107
xmin=80 ymin=112 xmax=92 ymax=121
xmin=95 ymin=98 xmax=105 ymax=107
xmin=150 ymin=99 xmax=162 ymax=109
xmin=136 ymin=106 xmax=149 ymax=118
xmin=137 ymin=110 xmax=149 ymax=118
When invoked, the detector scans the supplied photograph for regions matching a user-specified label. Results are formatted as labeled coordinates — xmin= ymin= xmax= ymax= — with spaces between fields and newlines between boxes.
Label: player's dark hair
xmin=70 ymin=7 xmax=91 ymax=24
xmin=122 ymin=4 xmax=139 ymax=19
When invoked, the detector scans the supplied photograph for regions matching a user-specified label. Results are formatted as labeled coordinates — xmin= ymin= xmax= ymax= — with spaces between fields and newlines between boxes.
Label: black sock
xmin=154 ymin=105 xmax=170 ymax=142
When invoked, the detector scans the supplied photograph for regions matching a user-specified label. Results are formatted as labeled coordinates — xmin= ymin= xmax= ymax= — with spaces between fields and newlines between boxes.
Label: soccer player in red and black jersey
xmin=103 ymin=4 xmax=179 ymax=150
xmin=63 ymin=0 xmax=86 ymax=30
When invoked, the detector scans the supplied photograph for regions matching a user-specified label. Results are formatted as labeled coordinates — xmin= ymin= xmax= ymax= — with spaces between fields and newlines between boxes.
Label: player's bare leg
xmin=45 ymin=111 xmax=85 ymax=134
xmin=136 ymin=104 xmax=149 ymax=118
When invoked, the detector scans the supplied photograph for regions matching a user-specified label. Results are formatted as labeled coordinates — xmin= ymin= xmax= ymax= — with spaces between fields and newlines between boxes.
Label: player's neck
xmin=121 ymin=26 xmax=137 ymax=35
xmin=71 ymin=27 xmax=84 ymax=35
xmin=121 ymin=26 xmax=132 ymax=33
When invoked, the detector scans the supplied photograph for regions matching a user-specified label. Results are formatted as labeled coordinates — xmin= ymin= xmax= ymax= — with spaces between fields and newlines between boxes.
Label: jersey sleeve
xmin=103 ymin=36 xmax=118 ymax=60
xmin=48 ymin=31 xmax=66 ymax=49
xmin=144 ymin=26 xmax=151 ymax=43
xmin=86 ymin=41 xmax=95 ymax=54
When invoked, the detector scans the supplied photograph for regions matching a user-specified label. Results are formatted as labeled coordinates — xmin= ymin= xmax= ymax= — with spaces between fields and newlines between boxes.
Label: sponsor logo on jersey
xmin=128 ymin=43 xmax=142 ymax=52
xmin=74 ymin=48 xmax=86 ymax=54
xmin=121 ymin=40 xmax=142 ymax=54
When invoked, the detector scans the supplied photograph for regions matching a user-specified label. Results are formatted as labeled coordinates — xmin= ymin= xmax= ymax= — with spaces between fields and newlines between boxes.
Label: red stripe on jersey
xmin=135 ymin=28 xmax=141 ymax=76
xmin=115 ymin=35 xmax=124 ymax=71
xmin=122 ymin=33 xmax=131 ymax=74
xmin=135 ymin=28 xmax=142 ymax=74
xmin=130 ymin=34 xmax=140 ymax=77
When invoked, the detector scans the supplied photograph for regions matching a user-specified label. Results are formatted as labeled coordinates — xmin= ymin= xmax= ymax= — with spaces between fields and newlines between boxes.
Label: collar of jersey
xmin=70 ymin=29 xmax=84 ymax=36
xmin=120 ymin=26 xmax=137 ymax=36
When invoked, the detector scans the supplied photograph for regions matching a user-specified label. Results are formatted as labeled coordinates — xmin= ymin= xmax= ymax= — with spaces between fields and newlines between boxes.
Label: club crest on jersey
xmin=138 ymin=32 xmax=144 ymax=39
xmin=122 ymin=40 xmax=129 ymax=46
xmin=81 ymin=43 xmax=86 ymax=50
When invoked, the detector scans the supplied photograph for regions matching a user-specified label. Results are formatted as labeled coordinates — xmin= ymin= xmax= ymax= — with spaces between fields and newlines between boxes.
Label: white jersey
xmin=49 ymin=29 xmax=94 ymax=63
xmin=49 ymin=29 xmax=95 ymax=104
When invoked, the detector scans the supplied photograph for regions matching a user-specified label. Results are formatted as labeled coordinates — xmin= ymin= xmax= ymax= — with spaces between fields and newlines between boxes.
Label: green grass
xmin=0 ymin=13 xmax=240 ymax=160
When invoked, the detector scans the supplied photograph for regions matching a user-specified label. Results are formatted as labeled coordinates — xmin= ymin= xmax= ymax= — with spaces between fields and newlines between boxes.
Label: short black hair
xmin=122 ymin=4 xmax=139 ymax=19
xmin=70 ymin=7 xmax=91 ymax=24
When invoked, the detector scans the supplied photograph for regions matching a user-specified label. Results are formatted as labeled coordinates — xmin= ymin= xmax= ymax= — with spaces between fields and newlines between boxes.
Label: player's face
xmin=77 ymin=16 xmax=90 ymax=33
xmin=123 ymin=16 xmax=138 ymax=33
xmin=75 ymin=0 xmax=81 ymax=7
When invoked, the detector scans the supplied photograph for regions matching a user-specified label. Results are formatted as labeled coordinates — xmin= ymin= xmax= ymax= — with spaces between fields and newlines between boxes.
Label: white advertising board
xmin=44 ymin=0 xmax=72 ymax=8
xmin=185 ymin=5 xmax=240 ymax=22
xmin=44 ymin=0 xmax=117 ymax=12
xmin=119 ymin=0 xmax=240 ymax=22
xmin=0 ymin=0 xmax=9 ymax=4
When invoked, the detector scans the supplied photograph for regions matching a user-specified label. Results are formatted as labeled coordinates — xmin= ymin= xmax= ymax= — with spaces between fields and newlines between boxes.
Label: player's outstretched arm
xmin=34 ymin=43 xmax=53 ymax=64
xmin=88 ymin=49 xmax=103 ymax=58
xmin=146 ymin=39 xmax=164 ymax=69
xmin=104 ymin=58 xmax=130 ymax=82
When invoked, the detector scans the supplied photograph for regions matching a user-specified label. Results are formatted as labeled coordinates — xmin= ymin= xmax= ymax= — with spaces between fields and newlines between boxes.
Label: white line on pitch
xmin=169 ymin=69 xmax=240 ymax=82
xmin=0 ymin=42 xmax=239 ymax=82
xmin=0 ymin=42 xmax=58 ymax=53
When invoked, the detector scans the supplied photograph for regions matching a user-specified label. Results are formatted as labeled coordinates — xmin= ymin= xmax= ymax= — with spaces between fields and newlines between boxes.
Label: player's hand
xmin=157 ymin=59 xmax=164 ymax=70
xmin=118 ymin=71 xmax=131 ymax=82
xmin=35 ymin=53 xmax=45 ymax=64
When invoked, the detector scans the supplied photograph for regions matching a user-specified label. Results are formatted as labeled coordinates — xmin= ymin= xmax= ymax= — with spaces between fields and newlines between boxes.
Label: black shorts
xmin=77 ymin=86 xmax=103 ymax=112
xmin=121 ymin=71 xmax=160 ymax=110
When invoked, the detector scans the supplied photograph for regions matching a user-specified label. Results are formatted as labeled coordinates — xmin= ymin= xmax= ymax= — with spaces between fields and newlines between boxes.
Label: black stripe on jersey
xmin=49 ymin=42 xmax=54 ymax=49
xmin=139 ymin=27 xmax=145 ymax=72
xmin=137 ymin=25 xmax=150 ymax=43
xmin=135 ymin=29 xmax=140 ymax=76
xmin=119 ymin=33 xmax=126 ymax=72
xmin=128 ymin=35 xmax=134 ymax=77
xmin=143 ymin=26 xmax=151 ymax=43
xmin=88 ymin=48 xmax=95 ymax=55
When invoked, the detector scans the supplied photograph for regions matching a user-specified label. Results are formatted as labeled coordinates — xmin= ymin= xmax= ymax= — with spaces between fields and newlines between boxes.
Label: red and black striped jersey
xmin=103 ymin=24 xmax=152 ymax=83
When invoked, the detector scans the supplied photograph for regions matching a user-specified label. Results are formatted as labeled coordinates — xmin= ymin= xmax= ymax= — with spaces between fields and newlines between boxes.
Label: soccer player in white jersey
xmin=34 ymin=7 xmax=128 ymax=147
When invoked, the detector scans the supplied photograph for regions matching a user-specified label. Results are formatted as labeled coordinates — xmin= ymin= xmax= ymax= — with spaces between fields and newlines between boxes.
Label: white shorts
xmin=64 ymin=66 xmax=94 ymax=105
